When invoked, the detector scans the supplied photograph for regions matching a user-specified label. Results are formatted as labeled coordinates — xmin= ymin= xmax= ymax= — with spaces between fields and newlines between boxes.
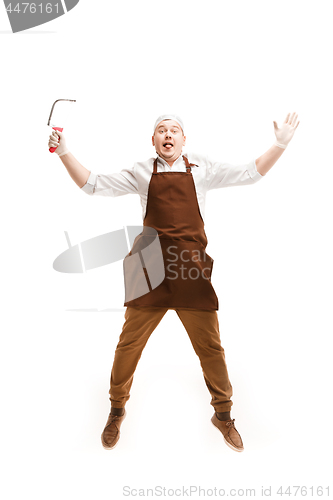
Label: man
xmin=48 ymin=112 xmax=299 ymax=452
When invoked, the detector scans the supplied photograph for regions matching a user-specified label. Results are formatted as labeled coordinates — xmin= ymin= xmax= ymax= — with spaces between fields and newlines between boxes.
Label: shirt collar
xmin=157 ymin=154 xmax=184 ymax=169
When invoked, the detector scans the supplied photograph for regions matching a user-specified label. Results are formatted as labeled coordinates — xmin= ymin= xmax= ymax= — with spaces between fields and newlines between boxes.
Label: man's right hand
xmin=48 ymin=129 xmax=69 ymax=157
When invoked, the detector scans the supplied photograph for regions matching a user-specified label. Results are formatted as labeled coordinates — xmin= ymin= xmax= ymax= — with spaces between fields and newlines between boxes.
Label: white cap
xmin=153 ymin=114 xmax=185 ymax=134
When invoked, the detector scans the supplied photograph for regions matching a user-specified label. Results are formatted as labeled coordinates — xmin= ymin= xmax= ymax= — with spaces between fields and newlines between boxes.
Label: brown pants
xmin=109 ymin=307 xmax=233 ymax=412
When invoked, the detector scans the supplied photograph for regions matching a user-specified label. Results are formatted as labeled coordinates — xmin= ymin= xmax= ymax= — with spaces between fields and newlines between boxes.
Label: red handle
xmin=49 ymin=127 xmax=63 ymax=153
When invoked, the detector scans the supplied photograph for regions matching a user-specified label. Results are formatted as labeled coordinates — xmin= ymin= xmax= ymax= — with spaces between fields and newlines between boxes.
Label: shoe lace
xmin=107 ymin=413 xmax=122 ymax=428
xmin=226 ymin=419 xmax=235 ymax=428
xmin=110 ymin=414 xmax=121 ymax=420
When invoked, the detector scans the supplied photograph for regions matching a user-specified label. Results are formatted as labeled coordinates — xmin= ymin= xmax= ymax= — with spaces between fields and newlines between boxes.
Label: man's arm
xmin=255 ymin=112 xmax=300 ymax=176
xmin=48 ymin=129 xmax=90 ymax=188
xmin=48 ymin=129 xmax=138 ymax=196
xmin=255 ymin=144 xmax=285 ymax=177
xmin=59 ymin=152 xmax=91 ymax=188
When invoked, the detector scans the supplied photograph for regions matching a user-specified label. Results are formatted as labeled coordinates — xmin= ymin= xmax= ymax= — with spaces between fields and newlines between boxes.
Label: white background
xmin=1 ymin=1 xmax=332 ymax=498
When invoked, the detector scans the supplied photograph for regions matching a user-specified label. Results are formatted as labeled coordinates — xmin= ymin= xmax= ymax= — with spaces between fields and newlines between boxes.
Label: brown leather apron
xmin=123 ymin=155 xmax=219 ymax=310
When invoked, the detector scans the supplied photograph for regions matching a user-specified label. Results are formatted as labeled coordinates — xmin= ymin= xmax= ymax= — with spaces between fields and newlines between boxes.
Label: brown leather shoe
xmin=101 ymin=410 xmax=126 ymax=449
xmin=211 ymin=414 xmax=244 ymax=452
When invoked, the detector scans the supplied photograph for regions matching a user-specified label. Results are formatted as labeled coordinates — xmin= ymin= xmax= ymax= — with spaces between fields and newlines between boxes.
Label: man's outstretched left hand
xmin=273 ymin=112 xmax=300 ymax=149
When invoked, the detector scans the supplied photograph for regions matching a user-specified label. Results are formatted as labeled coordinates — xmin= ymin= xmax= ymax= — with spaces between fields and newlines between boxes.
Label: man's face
xmin=152 ymin=120 xmax=186 ymax=165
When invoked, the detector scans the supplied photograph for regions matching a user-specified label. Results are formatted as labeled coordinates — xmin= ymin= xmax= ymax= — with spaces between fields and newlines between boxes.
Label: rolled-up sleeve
xmin=206 ymin=157 xmax=263 ymax=190
xmin=81 ymin=166 xmax=138 ymax=197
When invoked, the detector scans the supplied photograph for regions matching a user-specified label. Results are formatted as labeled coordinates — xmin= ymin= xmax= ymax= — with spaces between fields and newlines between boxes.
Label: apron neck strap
xmin=153 ymin=155 xmax=194 ymax=174
xmin=183 ymin=155 xmax=195 ymax=173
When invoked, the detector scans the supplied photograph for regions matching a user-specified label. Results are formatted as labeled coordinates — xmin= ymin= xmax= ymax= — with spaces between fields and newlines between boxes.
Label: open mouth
xmin=163 ymin=142 xmax=174 ymax=149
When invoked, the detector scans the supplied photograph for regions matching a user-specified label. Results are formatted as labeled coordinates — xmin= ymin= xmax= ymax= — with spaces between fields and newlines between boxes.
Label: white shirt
xmin=81 ymin=153 xmax=263 ymax=222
